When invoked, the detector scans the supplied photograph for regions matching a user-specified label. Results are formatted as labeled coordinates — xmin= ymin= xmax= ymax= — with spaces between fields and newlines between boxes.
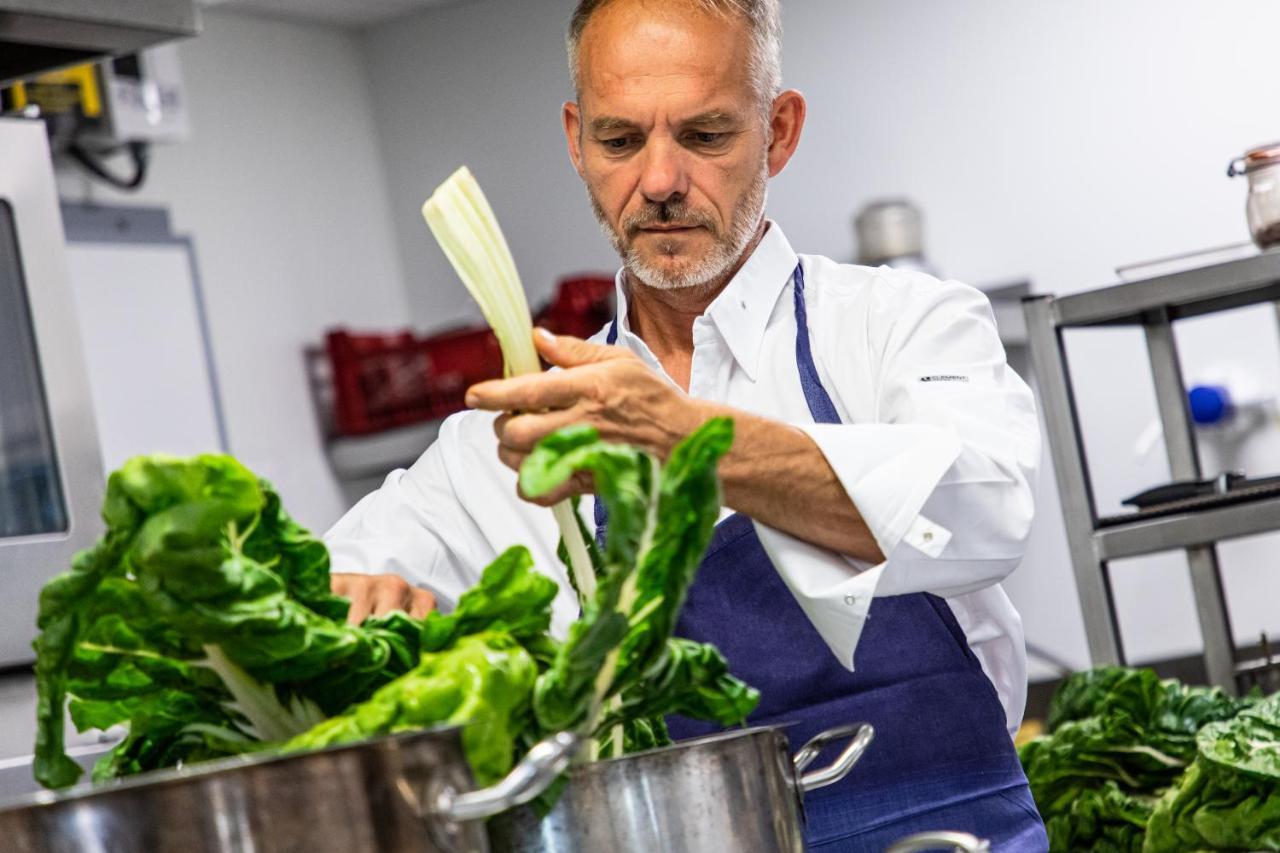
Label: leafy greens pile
xmin=1145 ymin=691 xmax=1280 ymax=851
xmin=1019 ymin=666 xmax=1270 ymax=852
xmin=34 ymin=417 xmax=757 ymax=793
xmin=34 ymin=454 xmax=428 ymax=789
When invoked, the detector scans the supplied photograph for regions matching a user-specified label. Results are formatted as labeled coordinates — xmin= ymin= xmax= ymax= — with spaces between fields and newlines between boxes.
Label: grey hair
xmin=567 ymin=0 xmax=782 ymax=109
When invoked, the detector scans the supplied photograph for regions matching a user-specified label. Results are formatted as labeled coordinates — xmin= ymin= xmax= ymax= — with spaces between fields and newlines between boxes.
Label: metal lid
xmin=1228 ymin=142 xmax=1280 ymax=176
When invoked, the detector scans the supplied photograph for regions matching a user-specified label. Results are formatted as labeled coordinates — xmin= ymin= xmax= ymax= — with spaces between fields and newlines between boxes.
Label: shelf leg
xmin=1187 ymin=544 xmax=1238 ymax=694
xmin=1144 ymin=311 xmax=1237 ymax=693
xmin=1023 ymin=296 xmax=1124 ymax=666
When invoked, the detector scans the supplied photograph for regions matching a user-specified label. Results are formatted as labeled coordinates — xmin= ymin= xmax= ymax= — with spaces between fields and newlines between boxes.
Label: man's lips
xmin=637 ymin=224 xmax=700 ymax=233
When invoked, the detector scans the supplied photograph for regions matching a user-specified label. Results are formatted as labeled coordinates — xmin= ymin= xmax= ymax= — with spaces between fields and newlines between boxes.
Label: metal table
xmin=1023 ymin=250 xmax=1280 ymax=693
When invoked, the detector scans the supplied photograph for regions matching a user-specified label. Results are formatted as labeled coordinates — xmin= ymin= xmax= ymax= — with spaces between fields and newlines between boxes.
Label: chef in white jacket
xmin=325 ymin=0 xmax=1046 ymax=849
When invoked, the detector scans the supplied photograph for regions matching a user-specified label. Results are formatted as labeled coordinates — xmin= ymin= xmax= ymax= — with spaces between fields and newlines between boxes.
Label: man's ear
xmin=563 ymin=101 xmax=587 ymax=179
xmin=766 ymin=89 xmax=806 ymax=178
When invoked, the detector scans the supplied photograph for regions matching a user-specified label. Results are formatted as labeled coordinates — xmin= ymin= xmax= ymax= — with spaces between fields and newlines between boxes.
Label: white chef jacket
xmin=324 ymin=222 xmax=1041 ymax=735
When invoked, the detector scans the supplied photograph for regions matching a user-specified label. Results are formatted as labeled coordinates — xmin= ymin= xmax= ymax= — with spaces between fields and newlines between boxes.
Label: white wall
xmin=57 ymin=9 xmax=411 ymax=532
xmin=361 ymin=0 xmax=1280 ymax=679
xmin=358 ymin=0 xmax=618 ymax=327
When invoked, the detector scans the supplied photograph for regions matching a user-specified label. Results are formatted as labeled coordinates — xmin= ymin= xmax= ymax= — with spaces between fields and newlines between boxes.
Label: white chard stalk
xmin=422 ymin=166 xmax=596 ymax=602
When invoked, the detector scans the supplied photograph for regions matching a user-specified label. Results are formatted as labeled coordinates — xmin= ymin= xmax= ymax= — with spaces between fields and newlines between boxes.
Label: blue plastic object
xmin=1188 ymin=385 xmax=1232 ymax=425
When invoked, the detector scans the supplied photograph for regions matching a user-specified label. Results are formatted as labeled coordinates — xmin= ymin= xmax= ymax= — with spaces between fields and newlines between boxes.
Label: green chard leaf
xmin=284 ymin=633 xmax=537 ymax=785
xmin=420 ymin=546 xmax=558 ymax=653
xmin=522 ymin=418 xmax=746 ymax=747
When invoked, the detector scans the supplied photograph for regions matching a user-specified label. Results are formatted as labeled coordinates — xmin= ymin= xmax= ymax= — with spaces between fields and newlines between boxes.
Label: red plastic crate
xmin=325 ymin=327 xmax=503 ymax=436
xmin=320 ymin=275 xmax=614 ymax=438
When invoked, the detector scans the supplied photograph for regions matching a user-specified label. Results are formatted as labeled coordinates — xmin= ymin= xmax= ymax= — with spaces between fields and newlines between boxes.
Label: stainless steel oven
xmin=0 ymin=117 xmax=105 ymax=667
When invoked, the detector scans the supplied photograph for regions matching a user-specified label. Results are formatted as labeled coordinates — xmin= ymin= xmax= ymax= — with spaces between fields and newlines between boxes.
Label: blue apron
xmin=598 ymin=263 xmax=1048 ymax=851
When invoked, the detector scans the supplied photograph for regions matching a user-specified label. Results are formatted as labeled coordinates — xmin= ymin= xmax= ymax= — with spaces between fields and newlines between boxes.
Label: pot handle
xmin=883 ymin=831 xmax=991 ymax=853
xmin=428 ymin=731 xmax=580 ymax=823
xmin=792 ymin=722 xmax=874 ymax=793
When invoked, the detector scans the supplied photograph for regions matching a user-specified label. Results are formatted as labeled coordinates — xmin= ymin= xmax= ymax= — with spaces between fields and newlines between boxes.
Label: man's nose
xmin=637 ymin=138 xmax=689 ymax=204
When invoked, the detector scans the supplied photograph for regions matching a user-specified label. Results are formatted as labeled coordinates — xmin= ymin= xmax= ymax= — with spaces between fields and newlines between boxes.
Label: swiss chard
xmin=1144 ymin=692 xmax=1280 ymax=852
xmin=521 ymin=417 xmax=757 ymax=757
xmin=1020 ymin=666 xmax=1257 ymax=853
xmin=33 ymin=454 xmax=421 ymax=788
xmin=34 ymin=419 xmax=755 ymax=800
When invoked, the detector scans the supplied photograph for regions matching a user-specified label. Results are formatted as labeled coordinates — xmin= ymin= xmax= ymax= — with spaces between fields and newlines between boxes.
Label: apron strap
xmin=606 ymin=263 xmax=837 ymax=423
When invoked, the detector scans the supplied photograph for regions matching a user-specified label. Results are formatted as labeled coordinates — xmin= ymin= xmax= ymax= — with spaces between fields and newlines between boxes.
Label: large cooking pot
xmin=0 ymin=726 xmax=577 ymax=853
xmin=487 ymin=722 xmax=874 ymax=853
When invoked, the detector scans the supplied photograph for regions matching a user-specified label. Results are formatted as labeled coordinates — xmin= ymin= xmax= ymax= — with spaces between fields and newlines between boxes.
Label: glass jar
xmin=1228 ymin=142 xmax=1280 ymax=249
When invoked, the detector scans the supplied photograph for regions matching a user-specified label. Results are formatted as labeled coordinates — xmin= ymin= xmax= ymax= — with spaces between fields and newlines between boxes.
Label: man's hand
xmin=331 ymin=573 xmax=436 ymax=625
xmin=466 ymin=329 xmax=701 ymax=505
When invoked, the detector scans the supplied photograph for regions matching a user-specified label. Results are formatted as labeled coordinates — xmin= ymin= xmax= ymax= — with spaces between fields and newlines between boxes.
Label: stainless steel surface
xmin=1052 ymin=249 xmax=1280 ymax=327
xmin=487 ymin=723 xmax=874 ymax=853
xmin=884 ymin=831 xmax=991 ymax=853
xmin=793 ymin=721 xmax=874 ymax=793
xmin=1024 ymin=255 xmax=1280 ymax=688
xmin=1143 ymin=312 xmax=1236 ymax=692
xmin=0 ymin=119 xmax=105 ymax=668
xmin=1143 ymin=310 xmax=1202 ymax=482
xmin=0 ymin=725 xmax=574 ymax=853
xmin=1094 ymin=494 xmax=1280 ymax=559
xmin=1023 ymin=295 xmax=1124 ymax=667
xmin=0 ymin=0 xmax=200 ymax=85
xmin=432 ymin=732 xmax=578 ymax=823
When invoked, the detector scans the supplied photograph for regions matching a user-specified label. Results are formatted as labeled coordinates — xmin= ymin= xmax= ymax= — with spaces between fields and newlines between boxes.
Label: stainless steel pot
xmin=487 ymin=722 xmax=874 ymax=853
xmin=0 ymin=726 xmax=577 ymax=853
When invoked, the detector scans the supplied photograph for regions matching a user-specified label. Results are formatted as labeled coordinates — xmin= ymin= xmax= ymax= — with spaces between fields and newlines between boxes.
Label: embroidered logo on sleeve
xmin=919 ymin=374 xmax=969 ymax=383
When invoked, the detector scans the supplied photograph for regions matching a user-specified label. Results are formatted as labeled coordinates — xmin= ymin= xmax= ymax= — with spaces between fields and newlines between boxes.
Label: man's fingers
xmin=499 ymin=409 xmax=583 ymax=452
xmin=492 ymin=412 xmax=513 ymax=441
xmin=467 ymin=371 xmax=581 ymax=412
xmin=371 ymin=575 xmax=414 ymax=618
xmin=409 ymin=588 xmax=436 ymax=619
xmin=332 ymin=573 xmax=375 ymax=625
xmin=332 ymin=573 xmax=431 ymax=624
xmin=497 ymin=443 xmax=527 ymax=472
xmin=533 ymin=328 xmax=629 ymax=369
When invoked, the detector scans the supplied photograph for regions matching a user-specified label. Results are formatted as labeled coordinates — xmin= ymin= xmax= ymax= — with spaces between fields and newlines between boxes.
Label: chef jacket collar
xmin=611 ymin=220 xmax=798 ymax=382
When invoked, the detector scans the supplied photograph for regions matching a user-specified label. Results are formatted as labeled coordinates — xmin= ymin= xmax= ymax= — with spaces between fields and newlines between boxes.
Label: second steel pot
xmin=487 ymin=722 xmax=874 ymax=853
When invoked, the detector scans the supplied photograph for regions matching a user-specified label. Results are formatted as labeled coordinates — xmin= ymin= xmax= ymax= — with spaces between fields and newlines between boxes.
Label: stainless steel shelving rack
xmin=1023 ymin=251 xmax=1280 ymax=694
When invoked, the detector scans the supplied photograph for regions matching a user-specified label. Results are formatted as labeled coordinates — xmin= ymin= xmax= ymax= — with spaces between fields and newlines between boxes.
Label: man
xmin=326 ymin=0 xmax=1047 ymax=849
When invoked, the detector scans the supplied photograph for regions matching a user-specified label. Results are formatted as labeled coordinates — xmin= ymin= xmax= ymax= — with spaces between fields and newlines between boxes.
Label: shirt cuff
xmin=796 ymin=422 xmax=963 ymax=559
xmin=751 ymin=521 xmax=883 ymax=670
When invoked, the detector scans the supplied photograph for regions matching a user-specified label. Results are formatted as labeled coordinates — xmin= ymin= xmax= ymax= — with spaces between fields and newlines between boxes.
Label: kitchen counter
xmin=0 ymin=671 xmax=118 ymax=801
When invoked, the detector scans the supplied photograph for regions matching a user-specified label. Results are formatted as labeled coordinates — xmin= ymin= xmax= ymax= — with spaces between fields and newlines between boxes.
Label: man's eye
xmin=686 ymin=131 xmax=727 ymax=147
xmin=600 ymin=137 xmax=634 ymax=151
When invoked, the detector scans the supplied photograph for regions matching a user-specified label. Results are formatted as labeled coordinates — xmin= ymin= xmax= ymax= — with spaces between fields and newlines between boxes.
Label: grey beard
xmin=588 ymin=167 xmax=768 ymax=292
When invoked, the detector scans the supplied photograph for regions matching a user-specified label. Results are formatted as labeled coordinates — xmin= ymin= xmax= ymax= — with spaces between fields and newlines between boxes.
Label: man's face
xmin=567 ymin=1 xmax=770 ymax=291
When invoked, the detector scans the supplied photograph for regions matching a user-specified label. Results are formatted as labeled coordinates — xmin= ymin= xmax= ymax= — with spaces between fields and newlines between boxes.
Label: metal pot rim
xmin=0 ymin=722 xmax=469 ymax=813
xmin=577 ymin=724 xmax=791 ymax=770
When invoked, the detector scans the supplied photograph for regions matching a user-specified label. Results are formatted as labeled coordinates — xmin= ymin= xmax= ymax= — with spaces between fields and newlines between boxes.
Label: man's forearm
xmin=684 ymin=401 xmax=886 ymax=563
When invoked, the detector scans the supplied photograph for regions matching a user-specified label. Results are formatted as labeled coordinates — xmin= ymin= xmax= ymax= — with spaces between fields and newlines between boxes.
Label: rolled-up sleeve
xmin=755 ymin=271 xmax=1040 ymax=669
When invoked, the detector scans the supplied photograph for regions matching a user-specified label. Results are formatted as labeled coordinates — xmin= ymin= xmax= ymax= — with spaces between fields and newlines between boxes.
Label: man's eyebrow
xmin=682 ymin=111 xmax=741 ymax=128
xmin=590 ymin=116 xmax=637 ymax=133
